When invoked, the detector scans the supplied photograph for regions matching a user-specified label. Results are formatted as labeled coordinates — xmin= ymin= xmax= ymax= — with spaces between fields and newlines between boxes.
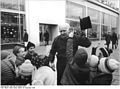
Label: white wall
xmin=25 ymin=0 xmax=66 ymax=46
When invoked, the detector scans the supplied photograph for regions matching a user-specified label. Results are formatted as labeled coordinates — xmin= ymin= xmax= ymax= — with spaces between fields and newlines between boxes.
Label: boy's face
xmin=28 ymin=46 xmax=35 ymax=54
xmin=17 ymin=47 xmax=26 ymax=58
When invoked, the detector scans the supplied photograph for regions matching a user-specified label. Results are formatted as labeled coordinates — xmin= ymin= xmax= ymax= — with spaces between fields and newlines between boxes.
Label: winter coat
xmin=32 ymin=66 xmax=56 ymax=85
xmin=1 ymin=59 xmax=16 ymax=85
xmin=111 ymin=32 xmax=118 ymax=44
xmin=61 ymin=62 xmax=90 ymax=85
xmin=105 ymin=34 xmax=111 ymax=44
xmin=44 ymin=31 xmax=49 ymax=41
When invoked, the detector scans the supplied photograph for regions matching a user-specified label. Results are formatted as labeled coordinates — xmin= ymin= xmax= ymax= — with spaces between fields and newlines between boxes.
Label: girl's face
xmin=28 ymin=46 xmax=35 ymax=54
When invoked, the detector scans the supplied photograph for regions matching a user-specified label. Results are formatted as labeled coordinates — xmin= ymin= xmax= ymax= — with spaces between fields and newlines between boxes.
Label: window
xmin=20 ymin=0 xmax=25 ymax=11
xmin=1 ymin=0 xmax=25 ymax=11
xmin=111 ymin=16 xmax=117 ymax=28
xmin=66 ymin=20 xmax=80 ymax=31
xmin=66 ymin=1 xmax=85 ymax=20
xmin=87 ymin=24 xmax=99 ymax=38
xmin=101 ymin=25 xmax=110 ymax=38
xmin=102 ymin=13 xmax=111 ymax=26
xmin=1 ymin=12 xmax=26 ymax=44
xmin=88 ymin=8 xmax=100 ymax=23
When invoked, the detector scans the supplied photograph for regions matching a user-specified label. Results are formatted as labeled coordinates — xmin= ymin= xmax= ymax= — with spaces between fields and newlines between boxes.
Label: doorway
xmin=39 ymin=23 xmax=58 ymax=46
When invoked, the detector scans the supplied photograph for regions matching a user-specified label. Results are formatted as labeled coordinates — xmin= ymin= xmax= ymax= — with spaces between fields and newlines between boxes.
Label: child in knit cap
xmin=61 ymin=48 xmax=90 ymax=85
xmin=16 ymin=59 xmax=35 ymax=85
xmin=89 ymin=46 xmax=119 ymax=85
xmin=32 ymin=66 xmax=56 ymax=85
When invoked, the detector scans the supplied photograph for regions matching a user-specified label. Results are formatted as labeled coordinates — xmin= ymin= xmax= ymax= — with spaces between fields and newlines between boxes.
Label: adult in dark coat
xmin=23 ymin=29 xmax=28 ymax=50
xmin=49 ymin=23 xmax=91 ymax=85
xmin=105 ymin=32 xmax=111 ymax=49
xmin=44 ymin=30 xmax=49 ymax=46
xmin=111 ymin=31 xmax=118 ymax=49
xmin=23 ymin=30 xmax=28 ymax=42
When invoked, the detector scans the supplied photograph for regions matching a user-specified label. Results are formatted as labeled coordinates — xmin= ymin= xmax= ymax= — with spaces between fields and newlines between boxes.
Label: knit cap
xmin=89 ymin=55 xmax=99 ymax=67
xmin=59 ymin=23 xmax=70 ymax=32
xmin=98 ymin=58 xmax=119 ymax=73
xmin=18 ymin=59 xmax=35 ymax=76
xmin=74 ymin=48 xmax=88 ymax=66
xmin=95 ymin=47 xmax=109 ymax=58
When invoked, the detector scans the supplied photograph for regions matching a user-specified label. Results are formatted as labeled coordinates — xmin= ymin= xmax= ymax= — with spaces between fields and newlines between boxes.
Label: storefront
xmin=66 ymin=0 xmax=119 ymax=40
xmin=1 ymin=0 xmax=26 ymax=49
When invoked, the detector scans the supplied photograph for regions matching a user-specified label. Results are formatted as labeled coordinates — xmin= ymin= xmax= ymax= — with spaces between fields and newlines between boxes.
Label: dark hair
xmin=26 ymin=42 xmax=35 ymax=50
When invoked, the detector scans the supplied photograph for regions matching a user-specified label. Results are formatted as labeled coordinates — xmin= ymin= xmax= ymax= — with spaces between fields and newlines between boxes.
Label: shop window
xmin=101 ymin=25 xmax=109 ymax=38
xmin=20 ymin=0 xmax=25 ymax=11
xmin=1 ymin=0 xmax=13 ymax=9
xmin=111 ymin=16 xmax=117 ymax=28
xmin=103 ymin=13 xmax=110 ymax=26
xmin=88 ymin=8 xmax=100 ymax=23
xmin=1 ymin=12 xmax=25 ymax=44
xmin=87 ymin=24 xmax=99 ymax=38
xmin=66 ymin=1 xmax=85 ymax=20
xmin=1 ymin=0 xmax=25 ymax=11
xmin=66 ymin=20 xmax=80 ymax=31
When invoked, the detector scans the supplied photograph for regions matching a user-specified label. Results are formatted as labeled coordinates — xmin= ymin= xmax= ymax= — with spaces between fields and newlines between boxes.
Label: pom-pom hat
xmin=89 ymin=55 xmax=99 ymax=67
xmin=98 ymin=58 xmax=119 ymax=73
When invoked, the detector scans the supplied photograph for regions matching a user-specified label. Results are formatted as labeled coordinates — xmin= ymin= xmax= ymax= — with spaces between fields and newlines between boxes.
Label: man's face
xmin=28 ymin=46 xmax=35 ymax=54
xmin=60 ymin=30 xmax=68 ymax=35
xmin=17 ymin=48 xmax=26 ymax=58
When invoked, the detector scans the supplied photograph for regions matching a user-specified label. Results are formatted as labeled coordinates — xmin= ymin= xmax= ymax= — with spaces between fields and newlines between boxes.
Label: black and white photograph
xmin=0 ymin=0 xmax=120 ymax=88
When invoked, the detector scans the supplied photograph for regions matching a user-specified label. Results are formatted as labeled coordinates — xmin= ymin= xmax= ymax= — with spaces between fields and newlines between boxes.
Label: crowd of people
xmin=1 ymin=23 xmax=120 ymax=85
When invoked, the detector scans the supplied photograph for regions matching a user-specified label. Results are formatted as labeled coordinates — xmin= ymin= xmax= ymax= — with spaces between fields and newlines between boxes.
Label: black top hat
xmin=80 ymin=16 xmax=92 ymax=30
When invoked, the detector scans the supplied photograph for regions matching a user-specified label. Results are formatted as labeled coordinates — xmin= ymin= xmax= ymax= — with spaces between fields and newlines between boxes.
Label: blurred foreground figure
xmin=1 ymin=51 xmax=16 ymax=85
xmin=32 ymin=66 xmax=56 ymax=85
xmin=89 ymin=46 xmax=119 ymax=85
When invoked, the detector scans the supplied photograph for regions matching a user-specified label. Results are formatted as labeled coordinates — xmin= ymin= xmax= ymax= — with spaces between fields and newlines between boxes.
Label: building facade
xmin=66 ymin=0 xmax=119 ymax=41
xmin=0 ymin=0 xmax=119 ymax=48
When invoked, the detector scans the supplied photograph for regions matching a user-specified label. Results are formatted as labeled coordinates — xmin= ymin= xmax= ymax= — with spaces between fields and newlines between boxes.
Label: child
xmin=61 ymin=48 xmax=90 ymax=85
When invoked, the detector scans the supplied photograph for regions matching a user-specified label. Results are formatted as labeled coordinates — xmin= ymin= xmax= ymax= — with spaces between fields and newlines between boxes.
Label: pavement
xmin=2 ymin=40 xmax=120 ymax=85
